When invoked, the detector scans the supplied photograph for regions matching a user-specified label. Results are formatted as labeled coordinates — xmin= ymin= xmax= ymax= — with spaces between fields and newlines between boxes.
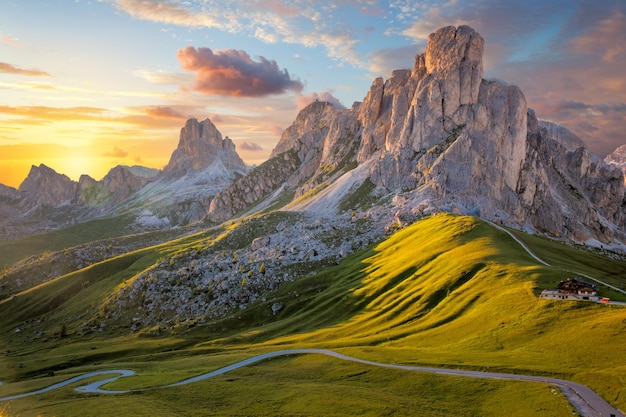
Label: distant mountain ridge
xmin=0 ymin=118 xmax=248 ymax=239
xmin=1 ymin=25 xmax=625 ymax=246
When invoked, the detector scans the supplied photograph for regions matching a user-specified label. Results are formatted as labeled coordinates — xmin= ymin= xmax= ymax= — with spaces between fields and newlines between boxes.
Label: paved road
xmin=1 ymin=349 xmax=623 ymax=416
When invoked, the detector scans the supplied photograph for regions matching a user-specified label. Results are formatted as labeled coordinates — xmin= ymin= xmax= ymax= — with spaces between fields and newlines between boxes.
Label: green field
xmin=1 ymin=214 xmax=625 ymax=416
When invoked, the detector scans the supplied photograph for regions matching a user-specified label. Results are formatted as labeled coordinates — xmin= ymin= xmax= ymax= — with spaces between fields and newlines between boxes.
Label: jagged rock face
xmin=605 ymin=145 xmax=626 ymax=185
xmin=515 ymin=113 xmax=626 ymax=241
xmin=206 ymin=24 xmax=626 ymax=244
xmin=606 ymin=145 xmax=626 ymax=166
xmin=207 ymin=150 xmax=301 ymax=222
xmin=163 ymin=118 xmax=246 ymax=176
xmin=539 ymin=121 xmax=586 ymax=151
xmin=18 ymin=164 xmax=77 ymax=208
xmin=207 ymin=101 xmax=362 ymax=221
xmin=358 ymin=25 xmax=527 ymax=212
xmin=0 ymin=184 xmax=19 ymax=199
xmin=101 ymin=165 xmax=155 ymax=206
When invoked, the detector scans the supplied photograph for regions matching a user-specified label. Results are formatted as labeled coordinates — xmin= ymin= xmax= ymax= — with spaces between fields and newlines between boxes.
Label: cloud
xmin=296 ymin=91 xmax=346 ymax=111
xmin=145 ymin=106 xmax=188 ymax=120
xmin=570 ymin=11 xmax=626 ymax=63
xmin=238 ymin=141 xmax=263 ymax=151
xmin=268 ymin=124 xmax=284 ymax=136
xmin=177 ymin=46 xmax=304 ymax=97
xmin=1 ymin=34 xmax=21 ymax=46
xmin=0 ymin=62 xmax=51 ymax=77
xmin=132 ymin=69 xmax=194 ymax=85
xmin=0 ymin=105 xmax=106 ymax=121
xmin=112 ymin=1 xmax=365 ymax=69
xmin=102 ymin=146 xmax=128 ymax=158
xmin=112 ymin=0 xmax=225 ymax=29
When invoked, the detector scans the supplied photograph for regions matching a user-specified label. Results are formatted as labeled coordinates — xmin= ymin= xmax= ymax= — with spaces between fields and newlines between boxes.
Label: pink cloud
xmin=296 ymin=91 xmax=346 ymax=111
xmin=1 ymin=34 xmax=21 ymax=46
xmin=0 ymin=62 xmax=51 ymax=77
xmin=145 ymin=106 xmax=187 ymax=120
xmin=177 ymin=46 xmax=304 ymax=97
xmin=570 ymin=11 xmax=626 ymax=63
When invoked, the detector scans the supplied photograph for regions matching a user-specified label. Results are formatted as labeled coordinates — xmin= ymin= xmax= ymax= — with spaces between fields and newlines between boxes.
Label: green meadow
xmin=1 ymin=213 xmax=625 ymax=416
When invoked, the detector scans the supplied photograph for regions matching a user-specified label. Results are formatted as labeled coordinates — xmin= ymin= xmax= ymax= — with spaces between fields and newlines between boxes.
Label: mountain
xmin=18 ymin=164 xmax=77 ymax=209
xmin=2 ymin=25 xmax=626 ymax=415
xmin=163 ymin=117 xmax=246 ymax=176
xmin=0 ymin=118 xmax=248 ymax=239
xmin=208 ymin=25 xmax=626 ymax=246
xmin=2 ymin=25 xmax=625 ymax=246
xmin=606 ymin=144 xmax=626 ymax=180
xmin=116 ymin=118 xmax=249 ymax=226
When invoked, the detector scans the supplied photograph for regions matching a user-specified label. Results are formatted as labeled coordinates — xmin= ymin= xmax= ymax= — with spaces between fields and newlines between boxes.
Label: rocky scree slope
xmin=208 ymin=25 xmax=626 ymax=246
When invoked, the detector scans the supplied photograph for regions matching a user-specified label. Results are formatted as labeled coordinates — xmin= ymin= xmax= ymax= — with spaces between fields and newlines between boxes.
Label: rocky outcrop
xmin=606 ymin=144 xmax=626 ymax=184
xmin=101 ymin=165 xmax=157 ymax=206
xmin=163 ymin=118 xmax=246 ymax=176
xmin=207 ymin=150 xmax=301 ymax=222
xmin=0 ymin=184 xmax=19 ymax=199
xmin=18 ymin=164 xmax=77 ymax=208
xmin=539 ymin=121 xmax=586 ymax=152
xmin=207 ymin=101 xmax=361 ymax=221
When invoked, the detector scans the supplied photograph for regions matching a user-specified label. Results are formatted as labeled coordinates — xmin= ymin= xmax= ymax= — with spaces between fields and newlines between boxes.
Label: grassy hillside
xmin=1 ymin=214 xmax=625 ymax=416
xmin=0 ymin=216 xmax=135 ymax=269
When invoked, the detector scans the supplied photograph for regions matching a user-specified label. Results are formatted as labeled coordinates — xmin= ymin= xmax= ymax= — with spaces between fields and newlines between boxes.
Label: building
xmin=540 ymin=278 xmax=599 ymax=302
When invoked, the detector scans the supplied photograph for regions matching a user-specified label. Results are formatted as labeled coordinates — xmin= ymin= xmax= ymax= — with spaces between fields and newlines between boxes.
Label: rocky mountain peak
xmin=424 ymin=25 xmax=484 ymax=106
xmin=605 ymin=144 xmax=626 ymax=183
xmin=271 ymin=101 xmax=336 ymax=158
xmin=163 ymin=117 xmax=246 ymax=176
xmin=18 ymin=164 xmax=77 ymax=207
xmin=606 ymin=144 xmax=626 ymax=166
xmin=207 ymin=24 xmax=626 ymax=245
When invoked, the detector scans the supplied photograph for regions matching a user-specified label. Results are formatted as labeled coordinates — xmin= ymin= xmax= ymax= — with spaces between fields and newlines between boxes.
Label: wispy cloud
xmin=1 ymin=34 xmax=21 ymax=46
xmin=177 ymin=47 xmax=304 ymax=97
xmin=112 ymin=0 xmax=227 ymax=29
xmin=0 ymin=62 xmax=51 ymax=77
xmin=0 ymin=105 xmax=106 ymax=121
xmin=102 ymin=146 xmax=129 ymax=158
xmin=111 ymin=0 xmax=365 ymax=68
xmin=132 ymin=69 xmax=193 ymax=85
xmin=570 ymin=11 xmax=626 ymax=63
xmin=238 ymin=141 xmax=263 ymax=151
xmin=144 ymin=106 xmax=188 ymax=120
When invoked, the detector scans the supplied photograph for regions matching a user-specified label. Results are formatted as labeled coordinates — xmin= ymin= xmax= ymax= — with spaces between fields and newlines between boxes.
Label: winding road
xmin=2 ymin=222 xmax=625 ymax=415
xmin=0 ymin=349 xmax=624 ymax=416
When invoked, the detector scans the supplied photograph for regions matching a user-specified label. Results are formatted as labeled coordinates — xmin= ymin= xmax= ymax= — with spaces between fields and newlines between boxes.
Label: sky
xmin=1 ymin=0 xmax=624 ymax=188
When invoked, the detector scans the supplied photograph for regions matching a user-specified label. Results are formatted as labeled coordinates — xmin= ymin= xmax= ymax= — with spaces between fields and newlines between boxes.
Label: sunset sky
xmin=1 ymin=0 xmax=624 ymax=188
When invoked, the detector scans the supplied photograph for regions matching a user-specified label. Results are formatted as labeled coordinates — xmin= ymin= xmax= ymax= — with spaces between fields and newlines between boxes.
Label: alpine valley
xmin=1 ymin=26 xmax=625 ymax=417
